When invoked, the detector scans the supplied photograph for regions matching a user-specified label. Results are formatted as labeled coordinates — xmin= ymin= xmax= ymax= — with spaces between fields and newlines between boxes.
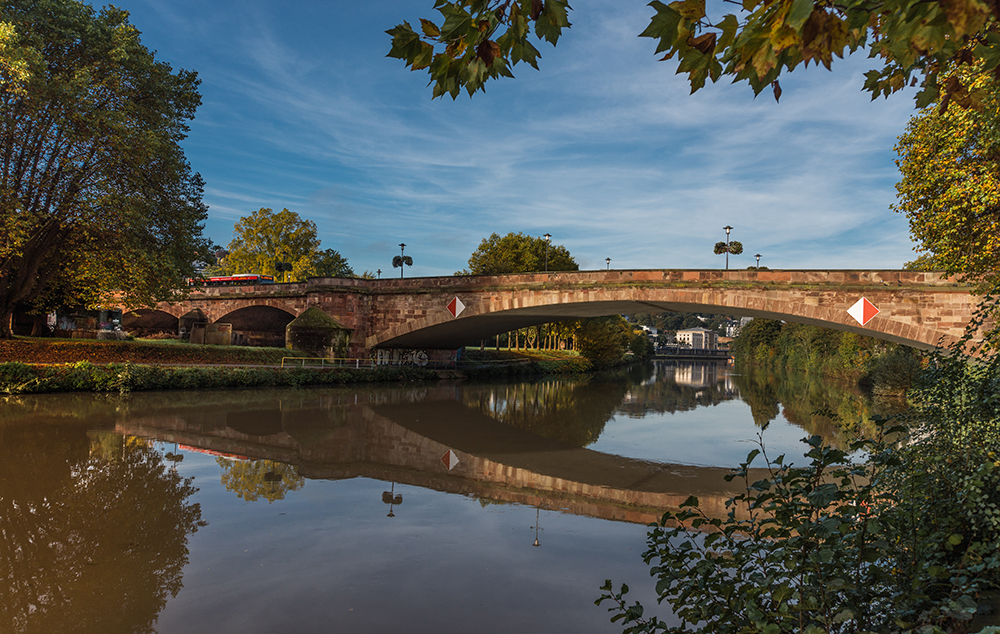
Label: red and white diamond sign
xmin=847 ymin=297 xmax=880 ymax=326
xmin=447 ymin=296 xmax=465 ymax=318
xmin=441 ymin=449 xmax=459 ymax=471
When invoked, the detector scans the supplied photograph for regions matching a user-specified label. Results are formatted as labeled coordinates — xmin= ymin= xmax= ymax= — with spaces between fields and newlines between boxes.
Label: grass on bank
xmin=0 ymin=336 xmax=309 ymax=365
xmin=0 ymin=360 xmax=437 ymax=395
xmin=462 ymin=347 xmax=592 ymax=377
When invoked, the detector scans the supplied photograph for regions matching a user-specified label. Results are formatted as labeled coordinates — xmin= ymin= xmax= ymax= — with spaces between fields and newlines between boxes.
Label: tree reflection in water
xmin=0 ymin=424 xmax=204 ymax=634
xmin=462 ymin=361 xmax=908 ymax=453
xmin=461 ymin=373 xmax=632 ymax=446
xmin=217 ymin=458 xmax=305 ymax=503
xmin=731 ymin=363 xmax=910 ymax=448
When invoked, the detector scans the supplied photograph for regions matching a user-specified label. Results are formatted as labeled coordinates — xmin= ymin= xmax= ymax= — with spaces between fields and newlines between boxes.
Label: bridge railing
xmin=281 ymin=357 xmax=536 ymax=370
xmin=281 ymin=357 xmax=375 ymax=369
xmin=281 ymin=357 xmax=468 ymax=370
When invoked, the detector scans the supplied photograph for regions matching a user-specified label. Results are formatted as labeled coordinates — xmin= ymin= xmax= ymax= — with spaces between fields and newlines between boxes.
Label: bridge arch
xmin=368 ymin=279 xmax=976 ymax=352
xmin=217 ymin=306 xmax=295 ymax=348
xmin=122 ymin=309 xmax=179 ymax=335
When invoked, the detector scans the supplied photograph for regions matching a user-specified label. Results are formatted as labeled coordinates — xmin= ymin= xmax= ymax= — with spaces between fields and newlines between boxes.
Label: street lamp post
xmin=723 ymin=225 xmax=733 ymax=270
xmin=377 ymin=269 xmax=381 ymax=279
xmin=755 ymin=253 xmax=761 ymax=268
xmin=398 ymin=243 xmax=406 ymax=279
xmin=606 ymin=257 xmax=611 ymax=270
xmin=543 ymin=233 xmax=551 ymax=272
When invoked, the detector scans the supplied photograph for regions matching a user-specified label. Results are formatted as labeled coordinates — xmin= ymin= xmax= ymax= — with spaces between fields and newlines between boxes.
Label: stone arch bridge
xmin=122 ymin=269 xmax=981 ymax=357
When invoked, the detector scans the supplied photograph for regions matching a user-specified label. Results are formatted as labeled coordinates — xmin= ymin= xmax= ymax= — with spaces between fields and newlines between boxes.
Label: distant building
xmin=676 ymin=327 xmax=718 ymax=350
xmin=725 ymin=316 xmax=754 ymax=338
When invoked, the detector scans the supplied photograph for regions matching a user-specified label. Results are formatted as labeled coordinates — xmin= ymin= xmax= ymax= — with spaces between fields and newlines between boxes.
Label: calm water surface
xmin=0 ymin=361 xmax=893 ymax=633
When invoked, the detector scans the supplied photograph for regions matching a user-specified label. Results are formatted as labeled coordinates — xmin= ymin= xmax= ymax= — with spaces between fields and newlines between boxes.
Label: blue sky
xmin=114 ymin=0 xmax=921 ymax=276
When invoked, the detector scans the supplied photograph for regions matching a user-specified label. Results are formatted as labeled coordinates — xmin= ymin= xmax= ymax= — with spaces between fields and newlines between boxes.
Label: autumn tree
xmin=217 ymin=458 xmax=304 ymax=504
xmin=220 ymin=208 xmax=354 ymax=281
xmin=0 ymin=0 xmax=209 ymax=338
xmin=388 ymin=0 xmax=999 ymax=108
xmin=459 ymin=231 xmax=577 ymax=275
xmin=893 ymin=67 xmax=1000 ymax=291
xmin=313 ymin=248 xmax=355 ymax=278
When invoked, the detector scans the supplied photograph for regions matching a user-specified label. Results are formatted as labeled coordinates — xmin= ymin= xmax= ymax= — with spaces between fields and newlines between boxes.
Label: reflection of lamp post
xmin=377 ymin=269 xmax=381 ymax=279
xmin=164 ymin=443 xmax=184 ymax=472
xmin=382 ymin=482 xmax=402 ymax=517
xmin=543 ymin=233 xmax=551 ymax=272
xmin=531 ymin=507 xmax=543 ymax=547
xmin=605 ymin=257 xmax=611 ymax=270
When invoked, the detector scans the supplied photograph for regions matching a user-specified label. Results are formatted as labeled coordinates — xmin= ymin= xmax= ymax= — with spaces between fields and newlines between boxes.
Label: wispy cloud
xmin=120 ymin=0 xmax=918 ymax=276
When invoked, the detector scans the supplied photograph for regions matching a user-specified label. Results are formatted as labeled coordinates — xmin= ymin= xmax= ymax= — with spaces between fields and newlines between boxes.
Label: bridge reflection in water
xmin=114 ymin=383 xmax=769 ymax=525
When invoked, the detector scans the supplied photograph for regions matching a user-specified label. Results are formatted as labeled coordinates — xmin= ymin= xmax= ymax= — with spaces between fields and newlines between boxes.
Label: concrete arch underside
xmin=371 ymin=288 xmax=975 ymax=352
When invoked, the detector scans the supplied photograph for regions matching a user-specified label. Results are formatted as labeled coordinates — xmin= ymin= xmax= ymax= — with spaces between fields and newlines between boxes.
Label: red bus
xmin=189 ymin=274 xmax=276 ymax=286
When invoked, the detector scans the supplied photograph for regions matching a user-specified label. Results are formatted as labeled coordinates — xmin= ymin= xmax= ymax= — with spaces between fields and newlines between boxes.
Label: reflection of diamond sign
xmin=847 ymin=297 xmax=880 ymax=326
xmin=441 ymin=449 xmax=459 ymax=470
xmin=447 ymin=296 xmax=465 ymax=318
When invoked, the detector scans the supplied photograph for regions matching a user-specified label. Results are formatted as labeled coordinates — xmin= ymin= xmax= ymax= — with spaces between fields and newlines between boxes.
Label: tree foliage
xmin=220 ymin=208 xmax=354 ymax=281
xmin=313 ymin=248 xmax=355 ymax=278
xmin=387 ymin=0 xmax=1000 ymax=107
xmin=575 ymin=315 xmax=631 ymax=368
xmin=894 ymin=67 xmax=1000 ymax=290
xmin=459 ymin=231 xmax=578 ymax=275
xmin=599 ymin=304 xmax=1000 ymax=634
xmin=0 ymin=0 xmax=209 ymax=337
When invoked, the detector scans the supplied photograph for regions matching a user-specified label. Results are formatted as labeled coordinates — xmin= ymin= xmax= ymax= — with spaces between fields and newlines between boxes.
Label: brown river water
xmin=0 ymin=361 xmax=894 ymax=634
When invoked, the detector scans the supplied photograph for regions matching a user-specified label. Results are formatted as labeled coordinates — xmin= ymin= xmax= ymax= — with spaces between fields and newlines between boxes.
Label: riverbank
xmin=461 ymin=348 xmax=592 ymax=379
xmin=0 ymin=336 xmax=309 ymax=365
xmin=0 ymin=360 xmax=440 ymax=394
xmin=0 ymin=340 xmax=593 ymax=394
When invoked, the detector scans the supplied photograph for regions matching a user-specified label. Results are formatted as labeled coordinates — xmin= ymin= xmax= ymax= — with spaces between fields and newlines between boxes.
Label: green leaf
xmin=716 ymin=14 xmax=739 ymax=50
xmin=438 ymin=3 xmax=473 ymax=41
xmin=419 ymin=18 xmax=442 ymax=38
xmin=786 ymin=0 xmax=814 ymax=32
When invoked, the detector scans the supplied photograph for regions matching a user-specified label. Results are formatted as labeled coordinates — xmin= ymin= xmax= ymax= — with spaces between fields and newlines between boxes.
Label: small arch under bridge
xmin=131 ymin=270 xmax=983 ymax=356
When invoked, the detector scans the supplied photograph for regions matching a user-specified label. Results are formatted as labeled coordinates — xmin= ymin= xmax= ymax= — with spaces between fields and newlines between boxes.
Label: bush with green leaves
xmin=599 ymin=305 xmax=1000 ymax=633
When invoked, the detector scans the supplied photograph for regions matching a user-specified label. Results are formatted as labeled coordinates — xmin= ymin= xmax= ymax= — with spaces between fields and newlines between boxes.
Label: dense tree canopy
xmin=220 ymin=208 xmax=354 ymax=281
xmin=388 ymin=0 xmax=1000 ymax=107
xmin=893 ymin=67 xmax=1000 ymax=290
xmin=0 ymin=0 xmax=209 ymax=337
xmin=459 ymin=231 xmax=577 ymax=275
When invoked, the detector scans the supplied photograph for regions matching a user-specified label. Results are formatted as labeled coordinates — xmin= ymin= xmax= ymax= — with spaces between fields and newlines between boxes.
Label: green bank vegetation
xmin=599 ymin=312 xmax=1000 ymax=632
xmin=0 ymin=337 xmax=310 ymax=366
xmin=729 ymin=319 xmax=923 ymax=396
xmin=0 ymin=361 xmax=437 ymax=395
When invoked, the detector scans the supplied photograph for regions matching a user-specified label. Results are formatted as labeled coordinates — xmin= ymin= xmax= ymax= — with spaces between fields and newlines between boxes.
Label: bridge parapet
xmin=126 ymin=270 xmax=981 ymax=356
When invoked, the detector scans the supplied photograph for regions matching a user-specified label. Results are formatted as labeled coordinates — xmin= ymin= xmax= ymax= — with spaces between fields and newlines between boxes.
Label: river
xmin=0 ymin=360 xmax=902 ymax=634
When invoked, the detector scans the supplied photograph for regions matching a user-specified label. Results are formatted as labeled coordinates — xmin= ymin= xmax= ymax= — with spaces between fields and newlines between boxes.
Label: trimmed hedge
xmin=0 ymin=361 xmax=437 ymax=395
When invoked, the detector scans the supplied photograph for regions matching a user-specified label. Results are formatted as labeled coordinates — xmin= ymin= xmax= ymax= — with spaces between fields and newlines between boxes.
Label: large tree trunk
xmin=0 ymin=308 xmax=13 ymax=339
xmin=29 ymin=313 xmax=50 ymax=337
